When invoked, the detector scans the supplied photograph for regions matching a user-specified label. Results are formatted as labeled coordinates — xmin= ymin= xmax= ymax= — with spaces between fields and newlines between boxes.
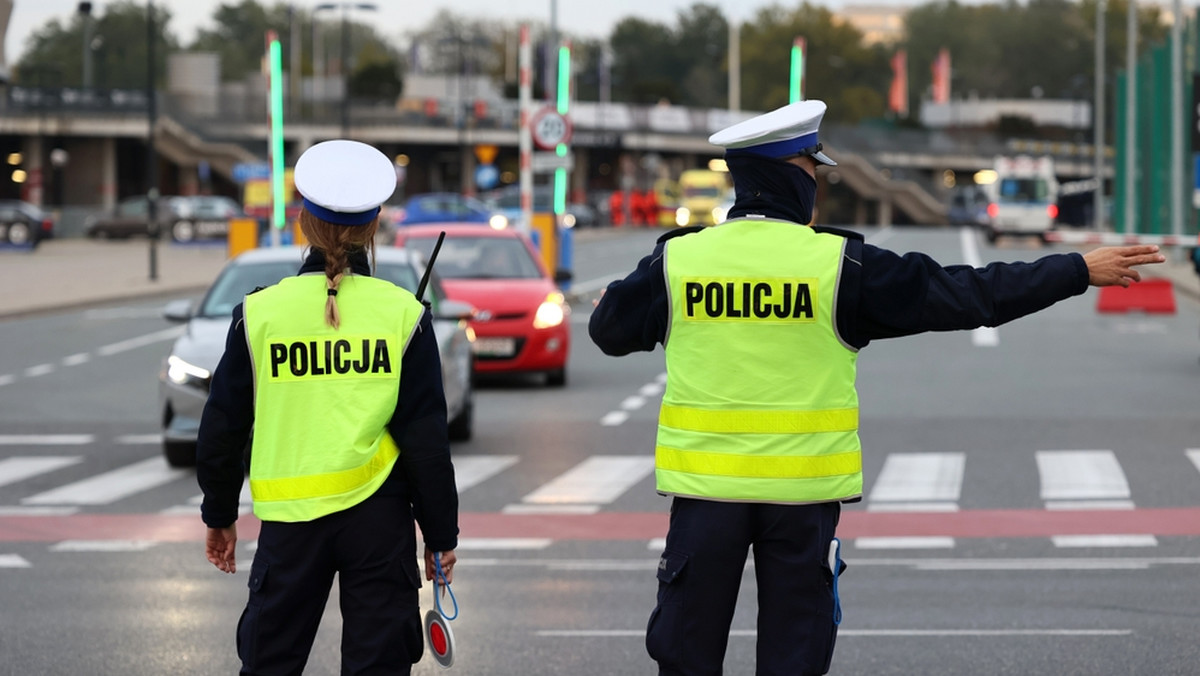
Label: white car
xmin=158 ymin=246 xmax=475 ymax=467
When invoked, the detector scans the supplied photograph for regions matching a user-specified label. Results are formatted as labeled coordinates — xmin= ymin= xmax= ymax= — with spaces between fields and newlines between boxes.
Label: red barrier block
xmin=1096 ymin=278 xmax=1176 ymax=314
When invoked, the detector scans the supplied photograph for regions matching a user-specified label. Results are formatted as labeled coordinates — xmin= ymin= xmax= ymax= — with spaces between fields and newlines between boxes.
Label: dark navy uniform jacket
xmin=196 ymin=249 xmax=459 ymax=553
xmin=590 ymin=221 xmax=1091 ymax=355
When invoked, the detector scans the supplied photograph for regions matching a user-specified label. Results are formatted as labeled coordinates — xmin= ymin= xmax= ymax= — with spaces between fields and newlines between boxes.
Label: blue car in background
xmin=390 ymin=192 xmax=508 ymax=229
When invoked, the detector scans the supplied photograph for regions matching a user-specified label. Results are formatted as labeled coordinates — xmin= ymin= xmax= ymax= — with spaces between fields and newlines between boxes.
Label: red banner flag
xmin=889 ymin=50 xmax=908 ymax=116
xmin=931 ymin=48 xmax=951 ymax=104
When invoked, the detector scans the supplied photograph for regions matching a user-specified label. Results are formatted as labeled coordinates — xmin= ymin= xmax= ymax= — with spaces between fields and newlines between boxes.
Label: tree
xmin=610 ymin=18 xmax=681 ymax=104
xmin=739 ymin=3 xmax=888 ymax=122
xmin=188 ymin=1 xmax=294 ymax=82
xmin=15 ymin=1 xmax=179 ymax=89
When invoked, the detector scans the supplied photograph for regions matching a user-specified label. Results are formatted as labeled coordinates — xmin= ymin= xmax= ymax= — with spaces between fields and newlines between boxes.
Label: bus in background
xmin=980 ymin=155 xmax=1059 ymax=244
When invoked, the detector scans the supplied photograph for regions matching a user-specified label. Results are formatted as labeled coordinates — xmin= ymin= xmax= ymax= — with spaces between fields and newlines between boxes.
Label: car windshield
xmin=197 ymin=259 xmax=421 ymax=318
xmin=405 ymin=236 xmax=542 ymax=280
xmin=683 ymin=185 xmax=723 ymax=198
xmin=998 ymin=178 xmax=1050 ymax=203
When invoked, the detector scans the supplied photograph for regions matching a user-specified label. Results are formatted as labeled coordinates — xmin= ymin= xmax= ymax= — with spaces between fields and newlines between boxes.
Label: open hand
xmin=1082 ymin=245 xmax=1166 ymax=287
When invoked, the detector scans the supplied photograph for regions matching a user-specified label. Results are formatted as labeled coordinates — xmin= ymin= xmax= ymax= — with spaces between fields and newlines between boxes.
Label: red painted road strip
xmin=2 ymin=507 xmax=1200 ymax=543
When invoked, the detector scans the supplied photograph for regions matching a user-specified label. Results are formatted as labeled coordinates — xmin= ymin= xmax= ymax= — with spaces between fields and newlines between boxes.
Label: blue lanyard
xmin=433 ymin=552 xmax=459 ymax=621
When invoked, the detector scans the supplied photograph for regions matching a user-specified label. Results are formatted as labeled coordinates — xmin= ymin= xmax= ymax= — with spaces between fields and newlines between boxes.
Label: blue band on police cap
xmin=725 ymin=131 xmax=820 ymax=159
xmin=302 ymin=197 xmax=381 ymax=226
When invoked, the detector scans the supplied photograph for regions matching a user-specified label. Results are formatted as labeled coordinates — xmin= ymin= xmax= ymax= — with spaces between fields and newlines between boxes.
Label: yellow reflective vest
xmin=657 ymin=218 xmax=863 ymax=504
xmin=243 ymin=273 xmax=426 ymax=522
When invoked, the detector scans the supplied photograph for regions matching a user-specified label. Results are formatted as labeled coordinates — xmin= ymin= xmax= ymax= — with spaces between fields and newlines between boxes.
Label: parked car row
xmin=0 ymin=200 xmax=55 ymax=246
xmin=85 ymin=195 xmax=245 ymax=242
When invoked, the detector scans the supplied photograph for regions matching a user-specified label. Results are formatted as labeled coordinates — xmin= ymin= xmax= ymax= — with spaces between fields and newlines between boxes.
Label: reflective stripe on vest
xmin=658 ymin=219 xmax=863 ymax=504
xmin=243 ymin=273 xmax=425 ymax=522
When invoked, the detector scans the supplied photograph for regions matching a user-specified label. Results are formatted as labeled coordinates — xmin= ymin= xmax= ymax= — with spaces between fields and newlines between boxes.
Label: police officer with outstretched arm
xmin=197 ymin=140 xmax=458 ymax=675
xmin=588 ymin=100 xmax=1164 ymax=676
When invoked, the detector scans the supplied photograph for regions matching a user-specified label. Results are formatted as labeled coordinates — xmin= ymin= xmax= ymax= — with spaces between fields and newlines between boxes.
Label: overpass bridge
xmin=0 ymin=85 xmax=1112 ymax=233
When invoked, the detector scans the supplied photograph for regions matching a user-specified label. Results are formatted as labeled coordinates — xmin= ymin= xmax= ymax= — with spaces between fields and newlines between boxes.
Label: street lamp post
xmin=314 ymin=2 xmax=376 ymax=137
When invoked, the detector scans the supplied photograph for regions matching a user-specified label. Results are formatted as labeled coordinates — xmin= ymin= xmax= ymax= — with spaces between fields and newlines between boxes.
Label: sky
xmin=3 ymin=0 xmax=837 ymax=69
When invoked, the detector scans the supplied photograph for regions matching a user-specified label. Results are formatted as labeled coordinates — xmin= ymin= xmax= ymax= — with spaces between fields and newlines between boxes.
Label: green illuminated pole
xmin=268 ymin=32 xmax=286 ymax=239
xmin=553 ymin=42 xmax=570 ymax=218
xmin=789 ymin=37 xmax=806 ymax=103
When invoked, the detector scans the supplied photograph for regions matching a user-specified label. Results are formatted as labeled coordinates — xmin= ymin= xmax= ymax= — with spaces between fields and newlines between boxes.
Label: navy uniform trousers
xmin=647 ymin=497 xmax=843 ymax=676
xmin=236 ymin=488 xmax=425 ymax=676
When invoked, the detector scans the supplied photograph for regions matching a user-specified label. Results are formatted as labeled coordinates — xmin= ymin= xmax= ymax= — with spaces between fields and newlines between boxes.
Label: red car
xmin=394 ymin=224 xmax=571 ymax=386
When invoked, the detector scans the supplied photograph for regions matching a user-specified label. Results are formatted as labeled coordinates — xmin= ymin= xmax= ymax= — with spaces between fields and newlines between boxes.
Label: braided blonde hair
xmin=297 ymin=209 xmax=380 ymax=329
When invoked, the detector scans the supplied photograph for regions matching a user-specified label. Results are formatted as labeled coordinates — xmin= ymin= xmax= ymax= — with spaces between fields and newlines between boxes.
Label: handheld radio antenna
xmin=415 ymin=231 xmax=446 ymax=303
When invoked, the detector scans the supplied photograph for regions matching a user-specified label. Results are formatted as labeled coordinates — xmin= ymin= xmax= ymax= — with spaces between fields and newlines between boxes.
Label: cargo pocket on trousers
xmin=236 ymin=559 xmax=268 ymax=667
xmin=645 ymin=549 xmax=689 ymax=667
xmin=400 ymin=555 xmax=425 ymax=663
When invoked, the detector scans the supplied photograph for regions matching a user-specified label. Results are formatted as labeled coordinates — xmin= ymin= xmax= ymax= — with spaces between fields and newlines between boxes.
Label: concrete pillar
xmin=99 ymin=137 xmax=117 ymax=210
xmin=878 ymin=197 xmax=893 ymax=227
xmin=854 ymin=199 xmax=868 ymax=226
xmin=20 ymin=136 xmax=43 ymax=207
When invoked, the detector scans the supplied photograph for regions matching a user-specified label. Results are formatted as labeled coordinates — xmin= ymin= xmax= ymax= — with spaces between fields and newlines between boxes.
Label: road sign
xmin=531 ymin=152 xmax=574 ymax=173
xmin=530 ymin=106 xmax=572 ymax=150
xmin=232 ymin=163 xmax=271 ymax=183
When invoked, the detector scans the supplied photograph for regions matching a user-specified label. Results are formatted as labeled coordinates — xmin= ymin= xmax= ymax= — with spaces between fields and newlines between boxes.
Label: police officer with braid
xmin=197 ymin=140 xmax=458 ymax=675
xmin=589 ymin=100 xmax=1164 ymax=676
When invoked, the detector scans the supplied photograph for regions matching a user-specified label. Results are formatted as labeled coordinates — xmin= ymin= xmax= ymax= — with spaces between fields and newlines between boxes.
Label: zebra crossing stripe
xmin=854 ymin=536 xmax=955 ymax=550
xmin=519 ymin=456 xmax=654 ymax=506
xmin=49 ymin=540 xmax=158 ymax=552
xmin=1187 ymin=449 xmax=1200 ymax=475
xmin=0 ymin=435 xmax=93 ymax=445
xmin=0 ymin=457 xmax=81 ymax=488
xmin=1051 ymin=535 xmax=1159 ymax=548
xmin=1037 ymin=450 xmax=1131 ymax=502
xmin=22 ymin=457 xmax=189 ymax=506
xmin=867 ymin=453 xmax=964 ymax=507
xmin=453 ymin=456 xmax=519 ymax=492
xmin=0 ymin=554 xmax=30 ymax=568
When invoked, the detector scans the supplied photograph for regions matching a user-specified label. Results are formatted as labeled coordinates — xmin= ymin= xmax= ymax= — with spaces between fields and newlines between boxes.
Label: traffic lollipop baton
xmin=424 ymin=551 xmax=459 ymax=668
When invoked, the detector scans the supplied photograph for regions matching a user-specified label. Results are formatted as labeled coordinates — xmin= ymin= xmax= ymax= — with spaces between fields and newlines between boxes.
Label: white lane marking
xmin=619 ymin=396 xmax=645 ymax=410
xmin=519 ymin=456 xmax=654 ymax=505
xmin=456 ymin=538 xmax=553 ymax=550
xmin=535 ymin=628 xmax=1132 ymax=638
xmin=22 ymin=457 xmax=190 ymax=505
xmin=600 ymin=411 xmax=629 ymax=426
xmin=0 ymin=506 xmax=79 ymax=515
xmin=23 ymin=363 xmax=55 ymax=378
xmin=638 ymin=382 xmax=663 ymax=397
xmin=1037 ymin=450 xmax=1131 ymax=501
xmin=647 ymin=538 xmax=667 ymax=551
xmin=49 ymin=540 xmax=158 ymax=552
xmin=163 ymin=483 xmax=252 ymax=516
xmin=0 ymin=456 xmax=82 ymax=488
xmin=1188 ymin=449 xmax=1200 ymax=475
xmin=0 ymin=435 xmax=93 ymax=445
xmin=854 ymin=536 xmax=956 ymax=550
xmin=866 ymin=502 xmax=960 ymax=513
xmin=909 ymin=559 xmax=1153 ymax=571
xmin=1045 ymin=499 xmax=1135 ymax=511
xmin=115 ymin=434 xmax=163 ymax=445
xmin=868 ymin=453 xmax=964 ymax=506
xmin=959 ymin=227 xmax=1000 ymax=348
xmin=0 ymin=375 xmax=14 ymax=387
xmin=501 ymin=504 xmax=600 ymax=515
xmin=462 ymin=555 xmax=1200 ymax=571
xmin=0 ymin=554 xmax=31 ymax=568
xmin=96 ymin=327 xmax=185 ymax=356
xmin=1051 ymin=535 xmax=1159 ymax=548
xmin=62 ymin=353 xmax=90 ymax=367
xmin=453 ymin=456 xmax=519 ymax=492
xmin=570 ymin=275 xmax=621 ymax=297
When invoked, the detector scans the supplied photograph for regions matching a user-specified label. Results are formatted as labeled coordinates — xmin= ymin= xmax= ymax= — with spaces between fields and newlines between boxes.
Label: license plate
xmin=472 ymin=337 xmax=516 ymax=357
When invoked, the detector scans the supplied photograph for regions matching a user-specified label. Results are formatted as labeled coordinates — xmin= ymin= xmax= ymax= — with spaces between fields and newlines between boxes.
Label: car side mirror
xmin=436 ymin=299 xmax=475 ymax=321
xmin=163 ymin=299 xmax=193 ymax=323
xmin=554 ymin=269 xmax=574 ymax=284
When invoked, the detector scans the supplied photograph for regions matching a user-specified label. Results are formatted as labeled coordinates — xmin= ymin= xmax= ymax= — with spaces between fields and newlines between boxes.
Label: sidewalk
xmin=1 ymin=234 xmax=1196 ymax=320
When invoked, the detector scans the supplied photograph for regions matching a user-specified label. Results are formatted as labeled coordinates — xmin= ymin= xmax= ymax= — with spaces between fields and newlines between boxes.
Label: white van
xmin=981 ymin=155 xmax=1059 ymax=243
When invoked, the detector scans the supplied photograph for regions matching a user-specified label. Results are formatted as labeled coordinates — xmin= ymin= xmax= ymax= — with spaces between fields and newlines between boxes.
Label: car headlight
xmin=532 ymin=292 xmax=567 ymax=329
xmin=489 ymin=214 xmax=509 ymax=230
xmin=712 ymin=206 xmax=728 ymax=223
xmin=561 ymin=213 xmax=576 ymax=228
xmin=167 ymin=355 xmax=212 ymax=387
xmin=675 ymin=207 xmax=690 ymax=226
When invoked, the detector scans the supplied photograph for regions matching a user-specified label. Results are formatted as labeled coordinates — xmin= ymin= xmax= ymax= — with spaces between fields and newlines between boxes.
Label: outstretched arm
xmin=1082 ymin=245 xmax=1165 ymax=287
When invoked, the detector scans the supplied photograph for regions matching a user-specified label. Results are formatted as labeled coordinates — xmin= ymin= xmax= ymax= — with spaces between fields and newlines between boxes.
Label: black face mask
xmin=725 ymin=154 xmax=817 ymax=225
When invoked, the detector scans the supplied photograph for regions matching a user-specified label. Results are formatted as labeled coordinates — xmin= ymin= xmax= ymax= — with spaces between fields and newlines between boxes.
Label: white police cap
xmin=294 ymin=139 xmax=397 ymax=226
xmin=709 ymin=100 xmax=836 ymax=166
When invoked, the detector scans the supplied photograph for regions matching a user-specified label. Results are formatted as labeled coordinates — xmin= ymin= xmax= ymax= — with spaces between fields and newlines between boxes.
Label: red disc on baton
xmin=424 ymin=609 xmax=455 ymax=668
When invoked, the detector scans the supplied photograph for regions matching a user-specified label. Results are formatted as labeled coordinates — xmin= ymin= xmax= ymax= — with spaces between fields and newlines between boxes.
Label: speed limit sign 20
xmin=530 ymin=106 xmax=572 ymax=150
